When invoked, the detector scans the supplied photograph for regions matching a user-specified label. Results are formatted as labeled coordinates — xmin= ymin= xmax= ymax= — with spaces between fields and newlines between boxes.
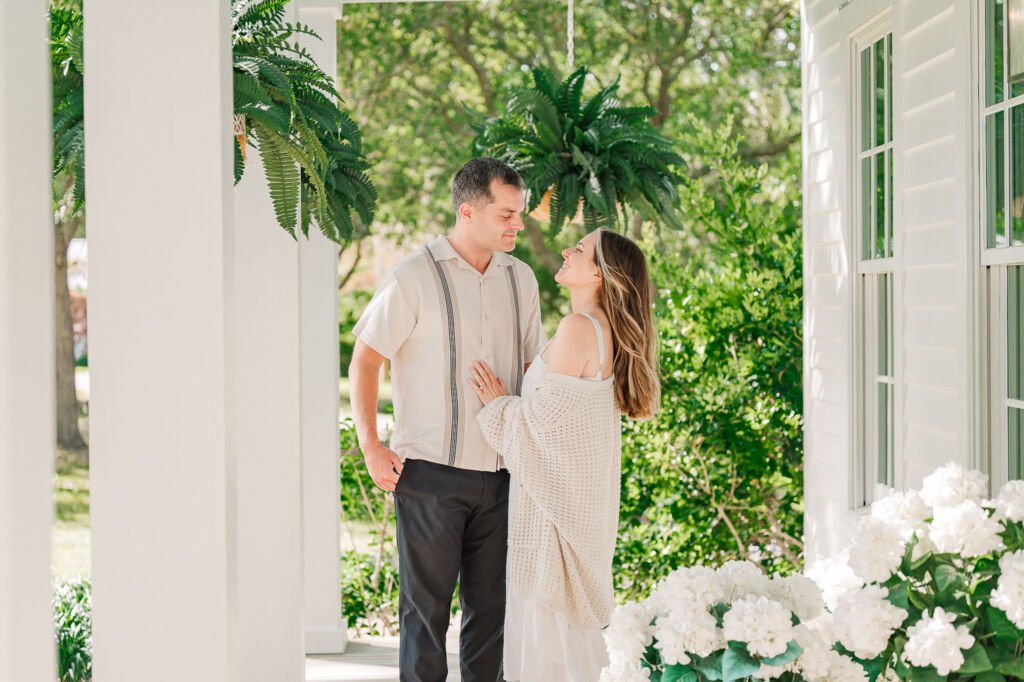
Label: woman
xmin=468 ymin=228 xmax=660 ymax=682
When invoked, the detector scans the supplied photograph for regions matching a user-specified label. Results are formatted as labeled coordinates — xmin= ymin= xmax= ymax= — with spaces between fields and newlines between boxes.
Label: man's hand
xmin=350 ymin=339 xmax=403 ymax=492
xmin=363 ymin=441 xmax=404 ymax=492
xmin=468 ymin=360 xmax=509 ymax=405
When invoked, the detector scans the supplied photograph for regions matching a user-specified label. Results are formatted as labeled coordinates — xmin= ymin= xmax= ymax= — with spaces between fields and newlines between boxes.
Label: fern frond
xmin=252 ymin=120 xmax=300 ymax=235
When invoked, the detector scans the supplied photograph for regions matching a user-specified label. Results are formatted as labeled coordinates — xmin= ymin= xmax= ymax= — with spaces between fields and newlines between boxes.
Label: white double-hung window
xmin=982 ymin=0 xmax=1024 ymax=486
xmin=855 ymin=26 xmax=895 ymax=505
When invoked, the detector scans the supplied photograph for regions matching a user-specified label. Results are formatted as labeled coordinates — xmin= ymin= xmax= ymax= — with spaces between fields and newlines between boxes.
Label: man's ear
xmin=459 ymin=201 xmax=474 ymax=224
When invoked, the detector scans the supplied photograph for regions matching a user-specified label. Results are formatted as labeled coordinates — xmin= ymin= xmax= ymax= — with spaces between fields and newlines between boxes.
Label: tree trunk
xmin=55 ymin=213 xmax=86 ymax=451
xmin=522 ymin=216 xmax=563 ymax=275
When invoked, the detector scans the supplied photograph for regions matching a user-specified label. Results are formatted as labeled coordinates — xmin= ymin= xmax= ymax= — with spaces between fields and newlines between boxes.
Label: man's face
xmin=464 ymin=178 xmax=526 ymax=253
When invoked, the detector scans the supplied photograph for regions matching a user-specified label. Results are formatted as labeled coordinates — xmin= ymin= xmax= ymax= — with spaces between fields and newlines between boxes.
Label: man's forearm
xmin=349 ymin=355 xmax=383 ymax=451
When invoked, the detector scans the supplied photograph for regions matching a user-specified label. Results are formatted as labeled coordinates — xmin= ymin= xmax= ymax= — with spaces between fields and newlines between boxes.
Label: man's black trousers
xmin=394 ymin=458 xmax=510 ymax=682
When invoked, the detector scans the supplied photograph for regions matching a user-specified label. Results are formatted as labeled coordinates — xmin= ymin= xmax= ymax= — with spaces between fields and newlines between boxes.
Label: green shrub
xmin=54 ymin=577 xmax=91 ymax=682
xmin=340 ymin=547 xmax=400 ymax=636
xmin=615 ymin=121 xmax=803 ymax=600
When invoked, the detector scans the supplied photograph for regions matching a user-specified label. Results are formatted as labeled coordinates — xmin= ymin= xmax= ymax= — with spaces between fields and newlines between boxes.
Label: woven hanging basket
xmin=233 ymin=114 xmax=247 ymax=163
xmin=529 ymin=187 xmax=584 ymax=224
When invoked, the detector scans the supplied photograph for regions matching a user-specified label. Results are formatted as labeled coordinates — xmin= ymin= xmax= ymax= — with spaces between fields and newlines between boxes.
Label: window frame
xmin=979 ymin=0 xmax=1024 ymax=488
xmin=850 ymin=15 xmax=898 ymax=508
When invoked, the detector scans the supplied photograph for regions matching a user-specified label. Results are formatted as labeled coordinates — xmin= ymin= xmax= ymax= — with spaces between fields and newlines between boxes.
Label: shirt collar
xmin=428 ymin=235 xmax=514 ymax=270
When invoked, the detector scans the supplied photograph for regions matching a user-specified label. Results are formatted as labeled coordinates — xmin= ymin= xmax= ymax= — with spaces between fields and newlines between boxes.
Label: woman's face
xmin=555 ymin=230 xmax=602 ymax=287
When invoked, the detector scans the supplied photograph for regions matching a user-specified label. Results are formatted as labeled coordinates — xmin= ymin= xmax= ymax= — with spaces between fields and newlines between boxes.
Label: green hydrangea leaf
xmin=761 ymin=639 xmax=803 ymax=667
xmin=662 ymin=664 xmax=699 ymax=682
xmin=958 ymin=642 xmax=993 ymax=674
xmin=722 ymin=642 xmax=760 ymax=682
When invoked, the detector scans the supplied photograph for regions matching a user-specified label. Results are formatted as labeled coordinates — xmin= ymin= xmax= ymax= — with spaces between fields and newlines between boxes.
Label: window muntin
xmin=861 ymin=35 xmax=894 ymax=261
xmin=856 ymin=30 xmax=896 ymax=502
xmin=985 ymin=0 xmax=1024 ymax=485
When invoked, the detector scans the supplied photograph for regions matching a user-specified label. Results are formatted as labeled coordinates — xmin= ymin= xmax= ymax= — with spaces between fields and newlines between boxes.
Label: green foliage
xmin=339 ymin=418 xmax=400 ymax=634
xmin=48 ymin=1 xmax=377 ymax=244
xmin=641 ymin=639 xmax=804 ymax=682
xmin=49 ymin=5 xmax=85 ymax=208
xmin=473 ymin=65 xmax=685 ymax=233
xmin=615 ymin=121 xmax=803 ymax=600
xmin=340 ymin=547 xmax=400 ymax=636
xmin=232 ymin=0 xmax=376 ymax=243
xmin=336 ymin=0 xmax=799 ymax=240
xmin=54 ymin=578 xmax=92 ymax=682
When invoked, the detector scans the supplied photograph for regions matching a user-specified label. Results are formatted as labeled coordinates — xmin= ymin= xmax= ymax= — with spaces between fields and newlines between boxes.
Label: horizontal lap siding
xmin=894 ymin=0 xmax=972 ymax=492
xmin=802 ymin=0 xmax=974 ymax=562
xmin=803 ymin=0 xmax=856 ymax=561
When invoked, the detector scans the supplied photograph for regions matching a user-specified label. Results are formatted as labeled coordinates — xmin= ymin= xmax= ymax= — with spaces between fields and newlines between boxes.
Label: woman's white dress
xmin=502 ymin=313 xmax=612 ymax=682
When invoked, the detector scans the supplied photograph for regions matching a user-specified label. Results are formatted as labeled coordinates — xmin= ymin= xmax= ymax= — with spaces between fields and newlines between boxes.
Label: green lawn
xmin=51 ymin=410 xmax=386 ymax=581
xmin=53 ymin=445 xmax=91 ymax=581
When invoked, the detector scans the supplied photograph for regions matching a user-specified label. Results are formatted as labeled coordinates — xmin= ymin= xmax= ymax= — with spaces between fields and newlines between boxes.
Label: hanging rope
xmin=567 ymin=0 xmax=575 ymax=70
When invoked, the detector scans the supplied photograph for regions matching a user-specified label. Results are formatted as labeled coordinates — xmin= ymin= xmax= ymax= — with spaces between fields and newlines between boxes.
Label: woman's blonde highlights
xmin=594 ymin=229 xmax=660 ymax=419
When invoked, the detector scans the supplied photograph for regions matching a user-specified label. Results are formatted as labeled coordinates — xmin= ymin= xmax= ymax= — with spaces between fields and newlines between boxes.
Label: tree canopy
xmin=336 ymin=0 xmax=799 ymax=246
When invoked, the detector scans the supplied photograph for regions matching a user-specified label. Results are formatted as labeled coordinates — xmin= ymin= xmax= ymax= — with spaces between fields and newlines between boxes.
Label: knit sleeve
xmin=476 ymin=382 xmax=566 ymax=469
xmin=477 ymin=379 xmax=619 ymax=550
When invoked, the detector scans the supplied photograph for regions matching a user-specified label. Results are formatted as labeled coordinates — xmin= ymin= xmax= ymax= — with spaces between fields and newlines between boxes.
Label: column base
xmin=305 ymin=621 xmax=349 ymax=654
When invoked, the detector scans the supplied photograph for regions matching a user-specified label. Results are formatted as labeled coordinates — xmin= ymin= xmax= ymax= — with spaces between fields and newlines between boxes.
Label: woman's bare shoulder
xmin=545 ymin=314 xmax=599 ymax=376
xmin=552 ymin=313 xmax=597 ymax=342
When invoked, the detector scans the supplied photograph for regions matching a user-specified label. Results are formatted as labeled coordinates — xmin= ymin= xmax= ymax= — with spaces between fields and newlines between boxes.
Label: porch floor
xmin=304 ymin=630 xmax=460 ymax=682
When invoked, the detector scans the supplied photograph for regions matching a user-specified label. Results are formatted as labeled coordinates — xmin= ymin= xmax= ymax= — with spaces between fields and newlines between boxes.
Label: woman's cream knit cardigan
xmin=477 ymin=372 xmax=621 ymax=631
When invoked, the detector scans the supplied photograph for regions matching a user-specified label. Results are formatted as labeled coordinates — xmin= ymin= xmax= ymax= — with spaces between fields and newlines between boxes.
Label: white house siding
xmin=802 ymin=0 xmax=979 ymax=560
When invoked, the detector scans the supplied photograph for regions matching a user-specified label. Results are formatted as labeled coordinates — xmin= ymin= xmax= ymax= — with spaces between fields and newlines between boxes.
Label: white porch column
xmin=297 ymin=0 xmax=347 ymax=655
xmin=0 ymin=1 xmax=56 ymax=680
xmin=84 ymin=2 xmax=240 ymax=681
xmin=232 ymin=74 xmax=306 ymax=682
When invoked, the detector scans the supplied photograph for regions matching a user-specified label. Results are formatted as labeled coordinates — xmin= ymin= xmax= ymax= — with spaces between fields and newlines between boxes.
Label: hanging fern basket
xmin=233 ymin=114 xmax=247 ymax=164
xmin=530 ymin=188 xmax=583 ymax=224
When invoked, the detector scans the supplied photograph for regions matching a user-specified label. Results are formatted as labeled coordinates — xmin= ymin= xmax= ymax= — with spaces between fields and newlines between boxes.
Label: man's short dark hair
xmin=451 ymin=157 xmax=524 ymax=215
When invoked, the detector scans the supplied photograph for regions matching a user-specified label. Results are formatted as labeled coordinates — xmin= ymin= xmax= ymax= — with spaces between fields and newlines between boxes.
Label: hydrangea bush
xmin=602 ymin=462 xmax=1024 ymax=681
xmin=599 ymin=561 xmax=863 ymax=681
xmin=819 ymin=463 xmax=1024 ymax=681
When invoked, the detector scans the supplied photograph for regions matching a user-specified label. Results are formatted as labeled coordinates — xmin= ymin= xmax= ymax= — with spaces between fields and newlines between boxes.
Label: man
xmin=349 ymin=157 xmax=546 ymax=681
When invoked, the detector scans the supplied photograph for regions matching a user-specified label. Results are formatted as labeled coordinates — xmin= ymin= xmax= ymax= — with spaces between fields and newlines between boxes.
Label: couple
xmin=349 ymin=157 xmax=658 ymax=682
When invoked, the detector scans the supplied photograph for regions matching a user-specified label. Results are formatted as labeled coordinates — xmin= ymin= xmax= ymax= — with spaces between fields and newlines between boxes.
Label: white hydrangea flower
xmin=650 ymin=564 xmax=725 ymax=612
xmin=847 ymin=515 xmax=906 ymax=584
xmin=718 ymin=560 xmax=771 ymax=601
xmin=991 ymin=549 xmax=1024 ymax=629
xmin=603 ymin=601 xmax=654 ymax=666
xmin=993 ymin=480 xmax=1024 ymax=522
xmin=721 ymin=595 xmax=794 ymax=658
xmin=651 ymin=606 xmax=722 ymax=665
xmin=903 ymin=606 xmax=975 ymax=676
xmin=910 ymin=527 xmax=938 ymax=562
xmin=825 ymin=651 xmax=869 ymax=682
xmin=832 ymin=584 xmax=907 ymax=658
xmin=929 ymin=499 xmax=1004 ymax=557
xmin=805 ymin=553 xmax=864 ymax=611
xmin=598 ymin=660 xmax=651 ymax=682
xmin=920 ymin=462 xmax=988 ymax=508
xmin=871 ymin=490 xmax=931 ymax=541
xmin=802 ymin=612 xmax=836 ymax=645
xmin=767 ymin=573 xmax=826 ymax=622
xmin=791 ymin=621 xmax=834 ymax=681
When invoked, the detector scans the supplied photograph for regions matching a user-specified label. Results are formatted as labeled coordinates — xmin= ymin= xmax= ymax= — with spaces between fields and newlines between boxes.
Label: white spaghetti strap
xmin=580 ymin=313 xmax=605 ymax=378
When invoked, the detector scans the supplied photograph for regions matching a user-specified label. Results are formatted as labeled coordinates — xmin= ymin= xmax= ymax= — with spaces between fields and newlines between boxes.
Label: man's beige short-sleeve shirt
xmin=353 ymin=235 xmax=546 ymax=472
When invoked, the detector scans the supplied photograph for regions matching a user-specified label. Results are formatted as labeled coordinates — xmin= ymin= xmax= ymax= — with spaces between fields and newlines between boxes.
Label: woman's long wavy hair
xmin=594 ymin=229 xmax=660 ymax=419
